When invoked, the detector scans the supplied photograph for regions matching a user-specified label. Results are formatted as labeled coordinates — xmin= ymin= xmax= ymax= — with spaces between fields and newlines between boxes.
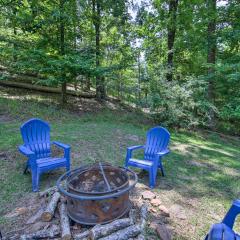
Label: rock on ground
xmin=142 ymin=191 xmax=156 ymax=200
xmin=150 ymin=199 xmax=162 ymax=207
xmin=158 ymin=205 xmax=170 ymax=217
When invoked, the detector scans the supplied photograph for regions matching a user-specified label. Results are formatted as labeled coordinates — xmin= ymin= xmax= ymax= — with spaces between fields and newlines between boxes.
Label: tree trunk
xmin=117 ymin=73 xmax=122 ymax=101
xmin=75 ymin=0 xmax=82 ymax=91
xmin=166 ymin=0 xmax=179 ymax=81
xmin=62 ymin=82 xmax=67 ymax=104
xmin=207 ymin=0 xmax=217 ymax=128
xmin=86 ymin=75 xmax=91 ymax=91
xmin=137 ymin=51 xmax=141 ymax=103
xmin=93 ymin=0 xmax=105 ymax=100
xmin=60 ymin=0 xmax=67 ymax=104
xmin=12 ymin=7 xmax=17 ymax=62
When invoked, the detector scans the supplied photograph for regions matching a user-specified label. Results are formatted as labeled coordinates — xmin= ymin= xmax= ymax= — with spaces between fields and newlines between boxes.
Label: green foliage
xmin=149 ymin=77 xmax=215 ymax=128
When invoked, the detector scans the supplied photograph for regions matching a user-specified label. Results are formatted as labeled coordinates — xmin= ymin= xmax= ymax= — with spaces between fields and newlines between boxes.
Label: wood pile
xmin=5 ymin=186 xmax=149 ymax=240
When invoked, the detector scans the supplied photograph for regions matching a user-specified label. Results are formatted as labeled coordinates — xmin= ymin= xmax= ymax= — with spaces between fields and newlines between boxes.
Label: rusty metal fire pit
xmin=57 ymin=163 xmax=138 ymax=225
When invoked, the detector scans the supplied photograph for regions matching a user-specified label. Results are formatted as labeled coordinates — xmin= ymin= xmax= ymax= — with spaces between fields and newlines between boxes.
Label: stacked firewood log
xmin=18 ymin=186 xmax=148 ymax=240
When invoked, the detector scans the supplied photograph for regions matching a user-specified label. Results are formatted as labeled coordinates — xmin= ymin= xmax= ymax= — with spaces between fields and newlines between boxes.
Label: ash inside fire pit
xmin=57 ymin=162 xmax=138 ymax=225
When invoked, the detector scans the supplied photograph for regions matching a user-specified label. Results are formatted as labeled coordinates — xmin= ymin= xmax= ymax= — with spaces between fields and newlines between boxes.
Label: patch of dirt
xmin=0 ymin=151 xmax=8 ymax=159
xmin=67 ymin=97 xmax=105 ymax=115
xmin=171 ymin=143 xmax=192 ymax=154
xmin=224 ymin=167 xmax=240 ymax=177
xmin=1 ymin=193 xmax=42 ymax=234
xmin=126 ymin=134 xmax=140 ymax=142
xmin=0 ymin=86 xmax=103 ymax=117
xmin=187 ymin=160 xmax=206 ymax=167
xmin=0 ymin=113 xmax=14 ymax=123
xmin=0 ymin=86 xmax=154 ymax=129
xmin=113 ymin=129 xmax=145 ymax=145
xmin=202 ymin=129 xmax=240 ymax=144
xmin=130 ymin=178 xmax=218 ymax=240
xmin=187 ymin=160 xmax=220 ymax=172
xmin=0 ymin=114 xmax=9 ymax=123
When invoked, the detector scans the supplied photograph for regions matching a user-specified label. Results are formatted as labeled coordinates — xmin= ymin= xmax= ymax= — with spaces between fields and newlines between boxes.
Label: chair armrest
xmin=156 ymin=149 xmax=170 ymax=157
xmin=52 ymin=141 xmax=70 ymax=150
xmin=19 ymin=145 xmax=35 ymax=157
xmin=127 ymin=145 xmax=145 ymax=151
xmin=52 ymin=141 xmax=70 ymax=160
xmin=222 ymin=199 xmax=240 ymax=229
xmin=125 ymin=145 xmax=144 ymax=166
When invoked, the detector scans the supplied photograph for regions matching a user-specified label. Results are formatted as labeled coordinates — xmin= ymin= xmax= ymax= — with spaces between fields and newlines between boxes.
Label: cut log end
xmin=41 ymin=191 xmax=61 ymax=222
xmin=41 ymin=212 xmax=52 ymax=222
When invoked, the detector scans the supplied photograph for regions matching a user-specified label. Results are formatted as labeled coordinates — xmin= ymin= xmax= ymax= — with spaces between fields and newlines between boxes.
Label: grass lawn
xmin=0 ymin=86 xmax=240 ymax=239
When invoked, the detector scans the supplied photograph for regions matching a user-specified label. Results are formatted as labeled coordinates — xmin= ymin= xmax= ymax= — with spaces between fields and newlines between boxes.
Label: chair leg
xmin=160 ymin=166 xmax=165 ymax=177
xmin=23 ymin=164 xmax=29 ymax=174
xmin=124 ymin=158 xmax=129 ymax=168
xmin=65 ymin=157 xmax=71 ymax=175
xmin=66 ymin=162 xmax=70 ymax=172
xmin=149 ymin=167 xmax=157 ymax=188
xmin=124 ymin=156 xmax=129 ymax=168
xmin=23 ymin=160 xmax=30 ymax=174
xmin=31 ymin=169 xmax=40 ymax=192
xmin=158 ymin=159 xmax=165 ymax=176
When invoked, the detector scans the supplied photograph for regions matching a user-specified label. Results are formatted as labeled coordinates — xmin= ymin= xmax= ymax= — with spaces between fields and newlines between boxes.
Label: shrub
xmin=149 ymin=77 xmax=216 ymax=129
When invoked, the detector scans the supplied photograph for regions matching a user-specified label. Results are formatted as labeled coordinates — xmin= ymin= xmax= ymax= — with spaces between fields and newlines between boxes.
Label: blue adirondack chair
xmin=19 ymin=118 xmax=71 ymax=192
xmin=125 ymin=126 xmax=170 ymax=188
xmin=205 ymin=200 xmax=240 ymax=240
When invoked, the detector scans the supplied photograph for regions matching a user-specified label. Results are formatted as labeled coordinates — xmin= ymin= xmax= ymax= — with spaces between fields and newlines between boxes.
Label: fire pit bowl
xmin=57 ymin=163 xmax=138 ymax=225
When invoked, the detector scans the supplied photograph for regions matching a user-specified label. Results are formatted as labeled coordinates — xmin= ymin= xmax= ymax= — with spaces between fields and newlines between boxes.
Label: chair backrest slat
xmin=144 ymin=127 xmax=170 ymax=161
xmin=20 ymin=118 xmax=51 ymax=159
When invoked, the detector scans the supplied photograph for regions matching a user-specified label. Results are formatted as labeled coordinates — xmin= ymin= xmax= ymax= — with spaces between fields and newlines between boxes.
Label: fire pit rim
xmin=67 ymin=164 xmax=130 ymax=195
xmin=56 ymin=165 xmax=138 ymax=201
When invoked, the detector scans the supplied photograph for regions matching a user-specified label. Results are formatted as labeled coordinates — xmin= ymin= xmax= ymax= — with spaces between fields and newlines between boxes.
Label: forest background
xmin=0 ymin=0 xmax=239 ymax=134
